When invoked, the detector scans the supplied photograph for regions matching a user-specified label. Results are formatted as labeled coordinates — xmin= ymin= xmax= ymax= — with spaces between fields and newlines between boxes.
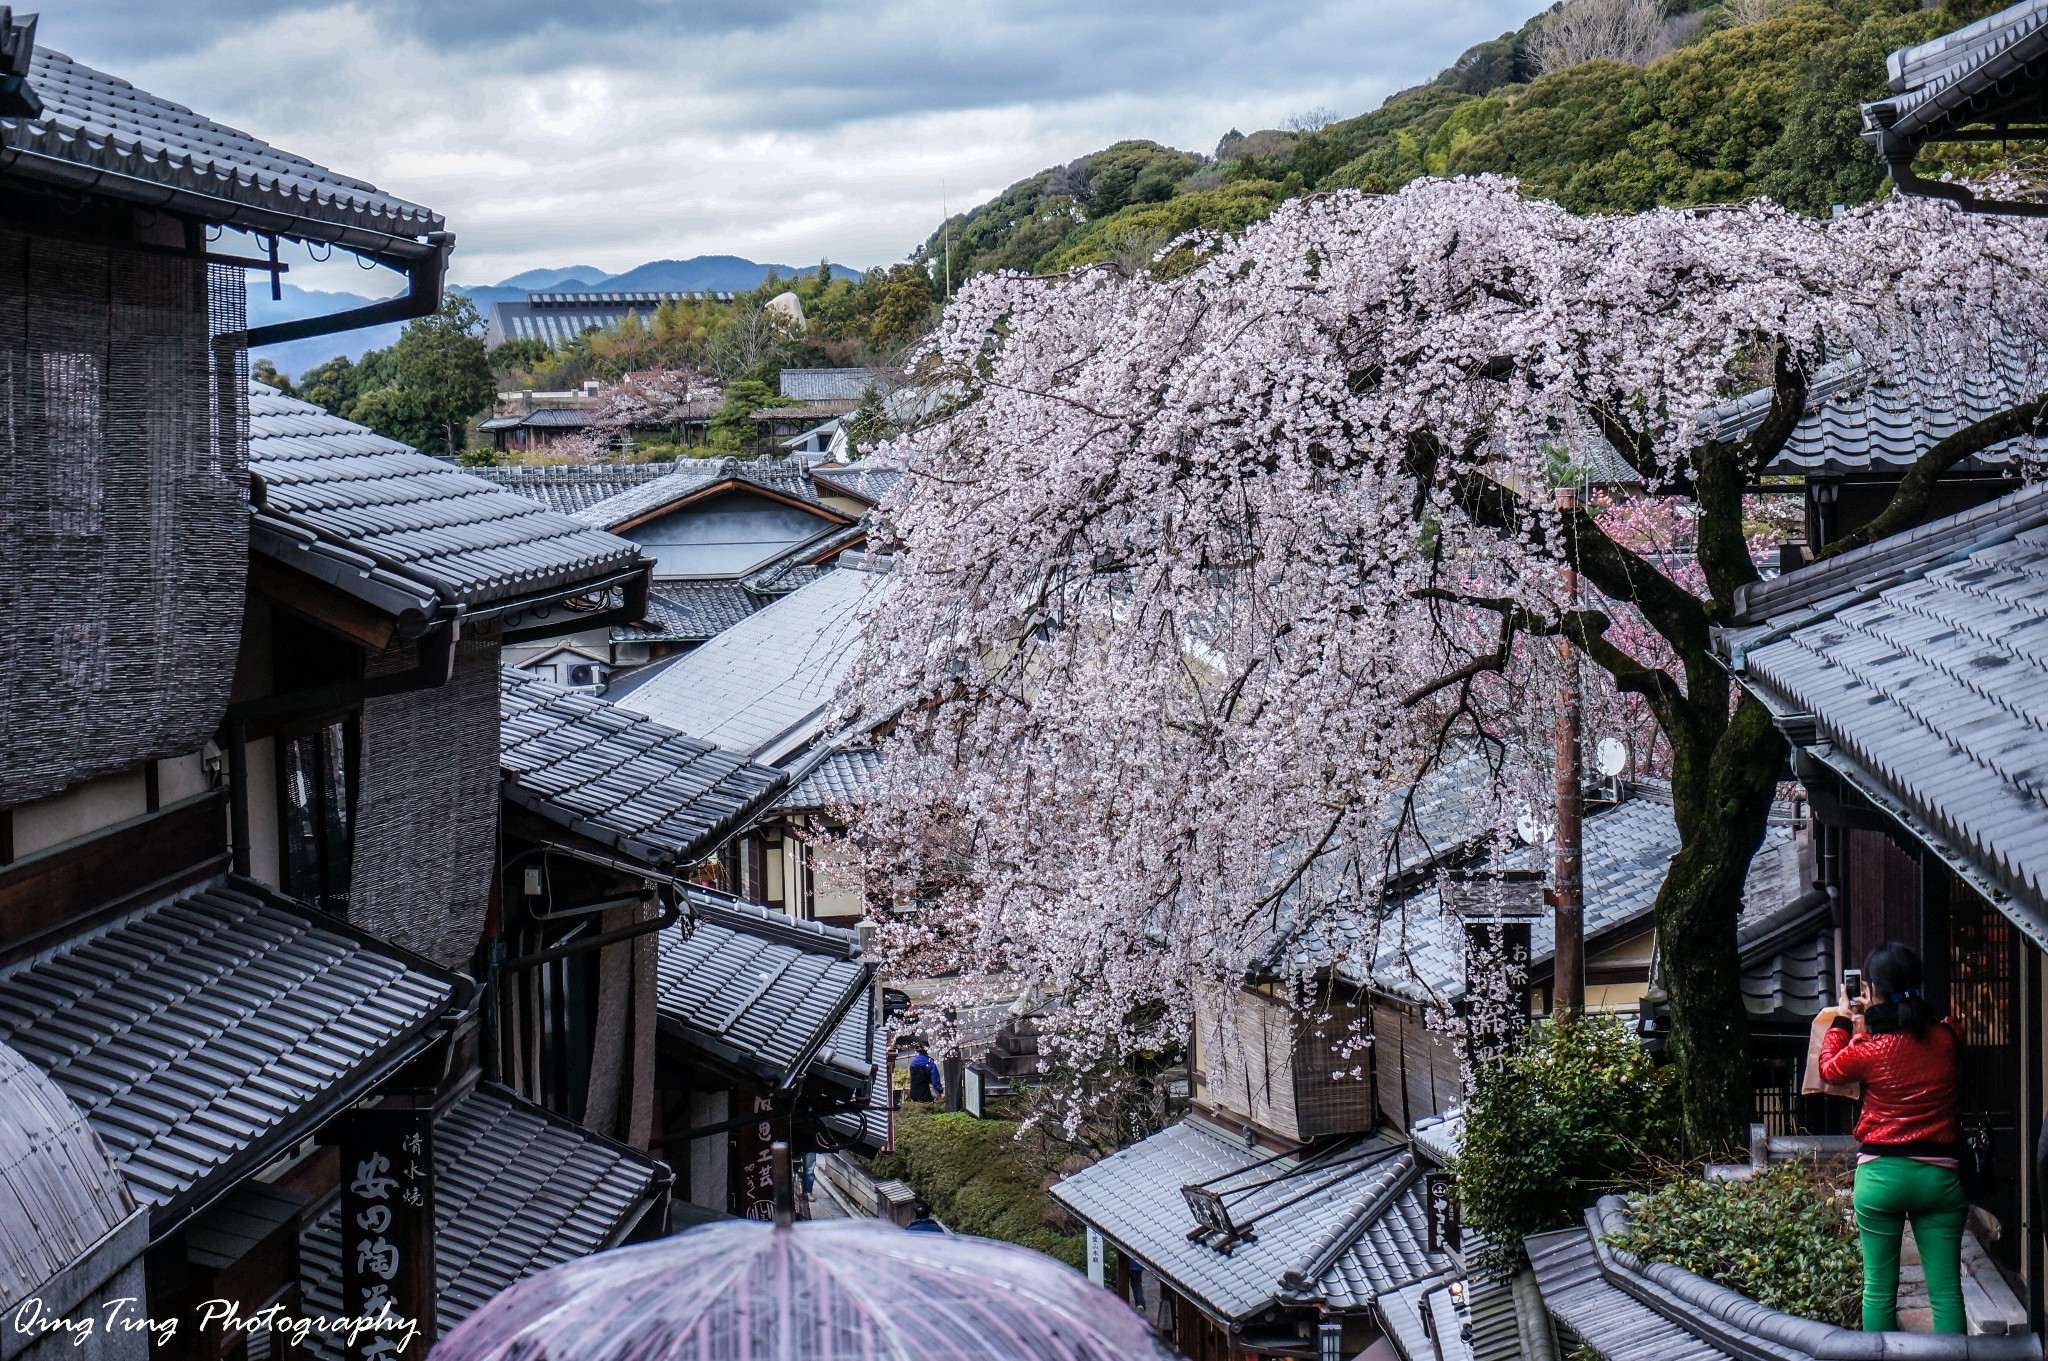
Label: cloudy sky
xmin=48 ymin=1 xmax=1531 ymax=289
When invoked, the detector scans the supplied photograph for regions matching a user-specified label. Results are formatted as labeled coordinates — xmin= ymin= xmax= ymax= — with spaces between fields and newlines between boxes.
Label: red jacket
xmin=1818 ymin=1017 xmax=1963 ymax=1153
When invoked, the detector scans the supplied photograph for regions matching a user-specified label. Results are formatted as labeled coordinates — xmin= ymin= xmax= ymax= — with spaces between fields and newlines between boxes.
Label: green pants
xmin=1853 ymin=1157 xmax=1967 ymax=1334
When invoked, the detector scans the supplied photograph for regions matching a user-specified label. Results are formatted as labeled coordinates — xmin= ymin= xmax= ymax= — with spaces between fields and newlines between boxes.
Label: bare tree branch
xmin=1447 ymin=466 xmax=1716 ymax=655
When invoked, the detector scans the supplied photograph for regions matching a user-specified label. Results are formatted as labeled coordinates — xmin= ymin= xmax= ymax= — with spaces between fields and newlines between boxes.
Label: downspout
xmin=1863 ymin=109 xmax=2048 ymax=219
xmin=227 ymin=716 xmax=251 ymax=877
xmin=231 ymin=232 xmax=456 ymax=349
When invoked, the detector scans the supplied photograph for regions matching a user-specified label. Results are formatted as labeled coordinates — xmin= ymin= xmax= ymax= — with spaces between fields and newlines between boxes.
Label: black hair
xmin=913 ymin=1200 xmax=931 ymax=1217
xmin=1864 ymin=942 xmax=1930 ymax=1038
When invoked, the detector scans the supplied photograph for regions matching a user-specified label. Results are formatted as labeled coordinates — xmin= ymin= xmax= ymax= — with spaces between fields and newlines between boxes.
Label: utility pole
xmin=1552 ymin=486 xmax=1586 ymax=1019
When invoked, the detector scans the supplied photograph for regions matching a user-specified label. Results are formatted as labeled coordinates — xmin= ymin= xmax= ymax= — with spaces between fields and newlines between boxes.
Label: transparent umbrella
xmin=432 ymin=1212 xmax=1174 ymax=1361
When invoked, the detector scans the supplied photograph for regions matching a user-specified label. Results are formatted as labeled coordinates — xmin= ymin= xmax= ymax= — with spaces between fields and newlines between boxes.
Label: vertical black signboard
xmin=1424 ymin=1171 xmax=1461 ymax=1255
xmin=340 ymin=1108 xmax=436 ymax=1361
xmin=1444 ymin=869 xmax=1544 ymax=1065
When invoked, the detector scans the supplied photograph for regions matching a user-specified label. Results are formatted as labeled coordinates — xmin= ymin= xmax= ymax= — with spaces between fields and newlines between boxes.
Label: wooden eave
xmin=249 ymin=555 xmax=401 ymax=652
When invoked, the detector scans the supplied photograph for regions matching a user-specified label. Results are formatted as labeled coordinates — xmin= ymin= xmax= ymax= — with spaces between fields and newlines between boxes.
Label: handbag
xmin=1802 ymin=1008 xmax=1860 ymax=1100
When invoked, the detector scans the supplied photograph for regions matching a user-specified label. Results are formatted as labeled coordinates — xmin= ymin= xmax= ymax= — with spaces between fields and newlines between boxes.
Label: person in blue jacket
xmin=908 ymin=1043 xmax=944 ymax=1103
xmin=905 ymin=1200 xmax=944 ymax=1233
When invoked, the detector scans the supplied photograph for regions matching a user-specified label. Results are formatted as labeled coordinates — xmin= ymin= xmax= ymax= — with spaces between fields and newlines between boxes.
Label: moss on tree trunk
xmin=1656 ymin=694 xmax=1785 ymax=1154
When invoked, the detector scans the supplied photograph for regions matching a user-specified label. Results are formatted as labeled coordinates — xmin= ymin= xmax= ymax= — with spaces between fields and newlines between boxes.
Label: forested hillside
xmin=918 ymin=0 xmax=2008 ymax=279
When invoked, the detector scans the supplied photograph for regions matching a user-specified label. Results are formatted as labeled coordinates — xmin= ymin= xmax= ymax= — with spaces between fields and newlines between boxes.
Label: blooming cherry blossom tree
xmin=850 ymin=177 xmax=2048 ymax=1147
xmin=554 ymin=368 xmax=710 ymax=462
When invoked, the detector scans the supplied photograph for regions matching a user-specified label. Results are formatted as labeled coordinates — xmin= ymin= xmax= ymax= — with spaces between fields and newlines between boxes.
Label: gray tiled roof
xmin=476 ymin=407 xmax=592 ymax=432
xmin=1734 ymin=491 xmax=2048 ymax=935
xmin=1730 ymin=480 xmax=2048 ymax=626
xmin=745 ymin=561 xmax=830 ymax=595
xmin=773 ymin=746 xmax=883 ymax=812
xmin=1051 ymin=1120 xmax=1446 ymax=1323
xmin=0 ymin=1040 xmax=135 ymax=1311
xmin=0 ymin=878 xmax=456 ymax=1231
xmin=745 ymin=456 xmax=832 ymax=504
xmin=1290 ymin=788 xmax=1802 ymax=1005
xmin=1697 ymin=345 xmax=2044 ymax=476
xmin=1864 ymin=0 xmax=2048 ymax=149
xmin=1376 ymin=1275 xmax=1471 ymax=1361
xmin=469 ymin=463 xmax=682 ymax=517
xmin=3 ymin=45 xmax=440 ymax=244
xmin=569 ymin=457 xmax=834 ymax=532
xmin=1376 ymin=757 xmax=1515 ymax=885
xmin=1523 ymin=1223 xmax=1730 ymax=1361
xmin=570 ymin=468 xmax=728 ymax=529
xmin=614 ymin=566 xmax=889 ymax=764
xmin=614 ymin=582 xmax=762 ymax=644
xmin=656 ymin=891 xmax=875 ymax=1090
xmin=780 ymin=368 xmax=877 ymax=402
xmin=1245 ymin=758 xmax=1524 ymax=978
xmin=499 ymin=668 xmax=785 ymax=869
xmin=743 ymin=521 xmax=870 ymax=596
xmin=300 ymin=1083 xmax=665 ymax=1360
xmin=1739 ymin=891 xmax=1834 ymax=1022
xmin=249 ymin=384 xmax=648 ymax=616
xmin=1408 ymin=1110 xmax=1464 ymax=1168
xmin=811 ymin=461 xmax=908 ymax=507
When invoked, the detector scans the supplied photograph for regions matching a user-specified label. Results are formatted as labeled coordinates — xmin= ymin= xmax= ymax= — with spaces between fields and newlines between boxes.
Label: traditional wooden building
xmin=566 ymin=456 xmax=855 ymax=582
xmin=609 ymin=563 xmax=893 ymax=917
xmin=0 ymin=21 xmax=679 ymax=1355
xmin=653 ymin=890 xmax=888 ymax=1218
xmin=478 ymin=458 xmax=869 ymax=681
xmin=1723 ymin=481 xmax=2048 ymax=1300
xmin=1271 ymin=777 xmax=1811 ymax=1135
xmin=1054 ymin=995 xmax=1447 ymax=1360
xmin=495 ymin=664 xmax=892 ymax=1224
xmin=475 ymin=404 xmax=599 ymax=456
xmin=495 ymin=666 xmax=784 ymax=1135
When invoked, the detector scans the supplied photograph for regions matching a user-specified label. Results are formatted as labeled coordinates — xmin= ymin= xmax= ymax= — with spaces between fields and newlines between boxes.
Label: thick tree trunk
xmin=1654 ymin=694 xmax=1785 ymax=1154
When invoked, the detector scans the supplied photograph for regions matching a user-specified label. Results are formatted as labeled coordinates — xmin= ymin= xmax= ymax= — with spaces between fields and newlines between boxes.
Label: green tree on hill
xmin=918 ymin=0 xmax=2016 ymax=282
xmin=295 ymin=354 xmax=357 ymax=415
xmin=1045 ymin=179 xmax=1289 ymax=273
xmin=865 ymin=264 xmax=938 ymax=351
xmin=1082 ymin=140 xmax=1203 ymax=218
xmin=289 ymin=296 xmax=494 ymax=458
xmin=708 ymin=378 xmax=800 ymax=452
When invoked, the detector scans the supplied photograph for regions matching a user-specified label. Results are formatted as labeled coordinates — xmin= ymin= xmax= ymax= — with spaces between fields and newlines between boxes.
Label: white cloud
xmin=50 ymin=0 xmax=1533 ymax=287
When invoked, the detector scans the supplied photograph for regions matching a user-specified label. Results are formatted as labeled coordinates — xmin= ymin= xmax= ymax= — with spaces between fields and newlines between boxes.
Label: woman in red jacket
xmin=1818 ymin=943 xmax=1966 ymax=1334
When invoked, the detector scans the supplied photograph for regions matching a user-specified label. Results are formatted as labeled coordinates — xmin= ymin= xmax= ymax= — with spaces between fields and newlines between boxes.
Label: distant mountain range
xmin=250 ymin=255 xmax=864 ymax=377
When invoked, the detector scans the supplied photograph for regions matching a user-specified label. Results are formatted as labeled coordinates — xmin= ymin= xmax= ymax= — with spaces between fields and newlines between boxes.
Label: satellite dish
xmin=1595 ymin=736 xmax=1628 ymax=778
xmin=1514 ymin=809 xmax=1545 ymax=844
